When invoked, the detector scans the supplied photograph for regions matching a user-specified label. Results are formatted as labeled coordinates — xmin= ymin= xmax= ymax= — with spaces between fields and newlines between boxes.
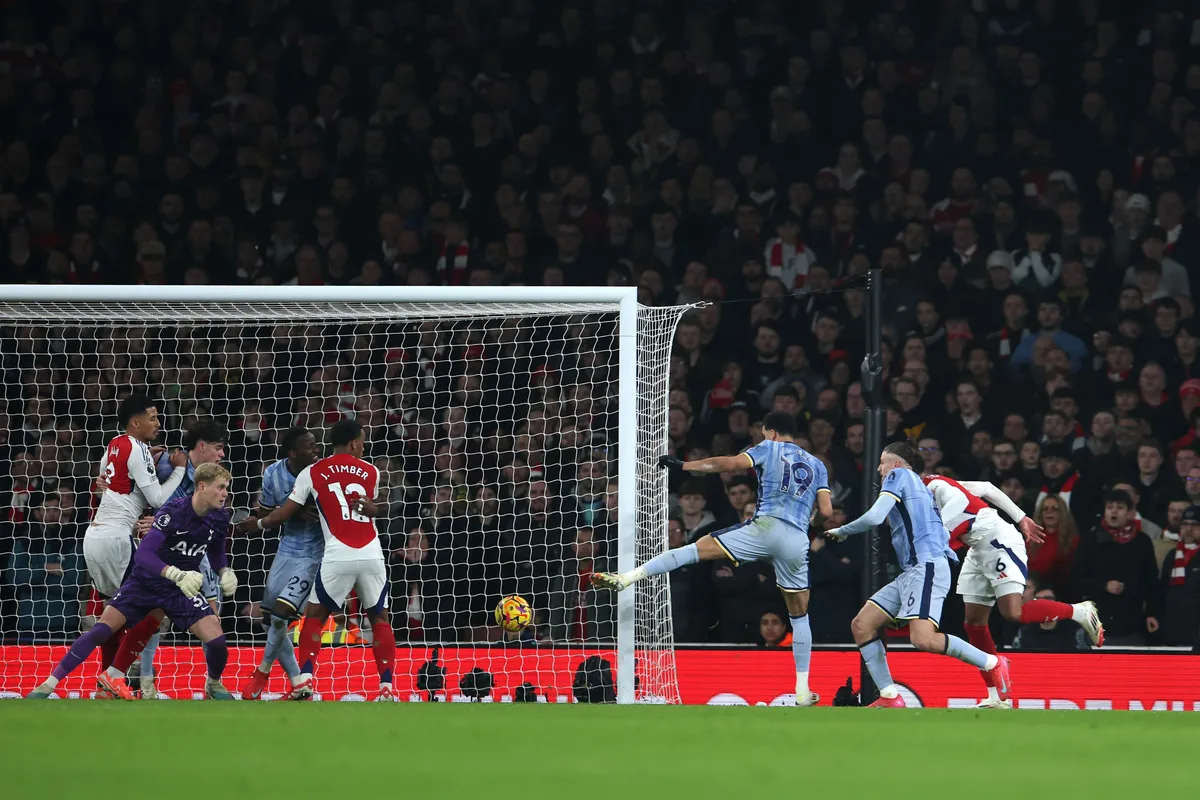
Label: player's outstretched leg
xmin=28 ymin=608 xmax=132 ymax=699
xmin=1020 ymin=597 xmax=1104 ymax=646
xmin=593 ymin=535 xmax=729 ymax=591
xmin=963 ymin=620 xmax=1006 ymax=708
xmin=908 ymin=620 xmax=1010 ymax=701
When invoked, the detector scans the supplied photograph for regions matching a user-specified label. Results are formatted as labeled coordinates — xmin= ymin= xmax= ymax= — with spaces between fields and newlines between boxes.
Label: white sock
xmin=795 ymin=670 xmax=809 ymax=699
xmin=986 ymin=685 xmax=1000 ymax=701
xmin=380 ymin=682 xmax=392 ymax=690
xmin=105 ymin=666 xmax=124 ymax=680
xmin=983 ymin=654 xmax=999 ymax=671
xmin=42 ymin=676 xmax=59 ymax=690
xmin=878 ymin=684 xmax=899 ymax=699
xmin=1070 ymin=604 xmax=1087 ymax=624
xmin=290 ymin=674 xmax=305 ymax=687
xmin=623 ymin=566 xmax=646 ymax=585
xmin=298 ymin=672 xmax=313 ymax=684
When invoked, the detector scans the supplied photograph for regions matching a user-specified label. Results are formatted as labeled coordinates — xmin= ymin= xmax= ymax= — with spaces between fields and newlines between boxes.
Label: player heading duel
xmin=827 ymin=442 xmax=1010 ymax=708
xmin=592 ymin=411 xmax=831 ymax=706
xmin=28 ymin=463 xmax=235 ymax=700
xmin=236 ymin=419 xmax=396 ymax=702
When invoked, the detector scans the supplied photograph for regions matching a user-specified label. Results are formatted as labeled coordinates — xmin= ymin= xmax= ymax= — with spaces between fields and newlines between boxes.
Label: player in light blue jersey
xmin=827 ymin=442 xmax=1012 ymax=707
xmin=241 ymin=426 xmax=321 ymax=700
xmin=592 ymin=412 xmax=832 ymax=705
xmin=116 ymin=419 xmax=231 ymax=699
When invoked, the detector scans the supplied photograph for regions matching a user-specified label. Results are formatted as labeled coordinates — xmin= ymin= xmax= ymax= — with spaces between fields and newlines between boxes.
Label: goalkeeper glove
xmin=657 ymin=455 xmax=685 ymax=471
xmin=218 ymin=568 xmax=238 ymax=598
xmin=163 ymin=566 xmax=204 ymax=598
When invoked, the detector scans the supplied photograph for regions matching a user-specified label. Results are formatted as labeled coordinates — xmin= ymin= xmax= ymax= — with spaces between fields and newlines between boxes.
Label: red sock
xmin=111 ymin=615 xmax=161 ymax=674
xmin=99 ymin=624 xmax=126 ymax=670
xmin=964 ymin=623 xmax=996 ymax=687
xmin=297 ymin=617 xmax=324 ymax=677
xmin=372 ymin=620 xmax=396 ymax=685
xmin=1020 ymin=599 xmax=1075 ymax=625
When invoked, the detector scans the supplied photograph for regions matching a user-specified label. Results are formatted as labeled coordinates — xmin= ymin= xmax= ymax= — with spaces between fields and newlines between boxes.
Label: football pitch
xmin=0 ymin=703 xmax=1192 ymax=798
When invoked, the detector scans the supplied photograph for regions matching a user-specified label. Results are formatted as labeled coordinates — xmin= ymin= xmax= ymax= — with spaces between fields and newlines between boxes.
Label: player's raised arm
xmin=131 ymin=445 xmax=188 ymax=508
xmin=826 ymin=491 xmax=897 ymax=540
xmin=961 ymin=480 xmax=1044 ymax=543
xmin=237 ymin=463 xmax=314 ymax=533
xmin=658 ymin=453 xmax=753 ymax=473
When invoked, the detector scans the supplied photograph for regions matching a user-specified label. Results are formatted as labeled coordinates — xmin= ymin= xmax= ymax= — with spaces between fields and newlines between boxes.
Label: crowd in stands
xmin=4 ymin=0 xmax=1200 ymax=650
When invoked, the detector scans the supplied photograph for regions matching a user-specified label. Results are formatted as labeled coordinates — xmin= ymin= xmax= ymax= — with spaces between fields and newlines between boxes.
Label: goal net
xmin=0 ymin=286 xmax=689 ymax=703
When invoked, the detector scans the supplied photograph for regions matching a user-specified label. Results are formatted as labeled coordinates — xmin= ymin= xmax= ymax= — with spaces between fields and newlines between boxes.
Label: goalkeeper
xmin=28 ymin=464 xmax=236 ymax=700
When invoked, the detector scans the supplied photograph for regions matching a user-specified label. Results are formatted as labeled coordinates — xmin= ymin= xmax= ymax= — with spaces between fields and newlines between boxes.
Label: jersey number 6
xmin=328 ymin=481 xmax=370 ymax=523
xmin=778 ymin=457 xmax=813 ymax=497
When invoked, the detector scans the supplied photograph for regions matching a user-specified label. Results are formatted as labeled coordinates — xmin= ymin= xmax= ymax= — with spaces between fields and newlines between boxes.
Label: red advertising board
xmin=2 ymin=645 xmax=1198 ymax=709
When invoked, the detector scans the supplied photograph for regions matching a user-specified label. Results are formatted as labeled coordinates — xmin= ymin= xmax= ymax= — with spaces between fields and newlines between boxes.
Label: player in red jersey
xmin=236 ymin=419 xmax=396 ymax=702
xmin=84 ymin=394 xmax=188 ymax=687
xmin=923 ymin=474 xmax=1105 ymax=708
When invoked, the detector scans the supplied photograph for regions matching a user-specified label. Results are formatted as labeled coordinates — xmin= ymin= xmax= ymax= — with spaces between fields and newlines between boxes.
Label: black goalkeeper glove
xmin=657 ymin=455 xmax=685 ymax=471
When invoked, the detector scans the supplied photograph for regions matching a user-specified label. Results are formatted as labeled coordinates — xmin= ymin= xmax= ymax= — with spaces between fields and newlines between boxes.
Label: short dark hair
xmin=762 ymin=411 xmax=800 ymax=437
xmin=727 ymin=475 xmax=757 ymax=492
xmin=679 ymin=480 xmax=707 ymax=499
xmin=1103 ymin=489 xmax=1134 ymax=509
xmin=118 ymin=394 xmax=158 ymax=428
xmin=329 ymin=419 xmax=364 ymax=448
xmin=280 ymin=426 xmax=311 ymax=459
xmin=883 ymin=441 xmax=925 ymax=473
xmin=183 ymin=419 xmax=227 ymax=450
xmin=773 ymin=385 xmax=800 ymax=402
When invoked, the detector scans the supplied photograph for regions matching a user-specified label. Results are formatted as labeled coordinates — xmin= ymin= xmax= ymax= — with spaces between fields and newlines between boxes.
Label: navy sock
xmin=205 ymin=635 xmax=228 ymax=680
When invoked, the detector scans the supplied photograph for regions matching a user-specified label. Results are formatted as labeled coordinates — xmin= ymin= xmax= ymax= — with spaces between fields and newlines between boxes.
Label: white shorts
xmin=957 ymin=518 xmax=1028 ymax=607
xmin=83 ymin=528 xmax=134 ymax=597
xmin=311 ymin=559 xmax=388 ymax=614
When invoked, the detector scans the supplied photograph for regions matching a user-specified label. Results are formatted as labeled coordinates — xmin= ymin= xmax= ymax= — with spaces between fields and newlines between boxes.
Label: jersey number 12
xmin=328 ymin=482 xmax=370 ymax=523
xmin=778 ymin=456 xmax=813 ymax=497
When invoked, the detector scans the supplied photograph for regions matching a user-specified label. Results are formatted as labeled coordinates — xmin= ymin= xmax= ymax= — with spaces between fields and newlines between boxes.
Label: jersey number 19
xmin=779 ymin=455 xmax=813 ymax=497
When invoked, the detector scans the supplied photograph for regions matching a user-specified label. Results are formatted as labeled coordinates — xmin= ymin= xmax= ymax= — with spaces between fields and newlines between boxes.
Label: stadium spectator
xmin=1072 ymin=491 xmax=1160 ymax=646
xmin=2 ymin=0 xmax=1200 ymax=656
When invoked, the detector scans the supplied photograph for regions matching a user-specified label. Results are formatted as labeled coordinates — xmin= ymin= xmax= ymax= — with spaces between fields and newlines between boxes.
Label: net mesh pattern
xmin=0 ymin=298 xmax=689 ymax=702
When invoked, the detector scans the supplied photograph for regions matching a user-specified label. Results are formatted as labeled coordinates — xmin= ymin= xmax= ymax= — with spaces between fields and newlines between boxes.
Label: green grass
xmin=0 ymin=703 xmax=1192 ymax=799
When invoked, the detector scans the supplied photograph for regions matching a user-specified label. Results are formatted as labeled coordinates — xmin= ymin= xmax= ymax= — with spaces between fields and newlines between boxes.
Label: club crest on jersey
xmin=156 ymin=514 xmax=171 ymax=528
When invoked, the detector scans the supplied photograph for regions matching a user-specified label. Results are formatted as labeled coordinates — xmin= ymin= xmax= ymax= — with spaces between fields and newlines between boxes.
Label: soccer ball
xmin=495 ymin=595 xmax=533 ymax=632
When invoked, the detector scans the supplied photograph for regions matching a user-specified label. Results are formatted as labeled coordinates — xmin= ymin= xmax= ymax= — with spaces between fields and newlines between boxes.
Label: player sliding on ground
xmin=923 ymin=474 xmax=1104 ymax=708
xmin=826 ymin=442 xmax=1010 ymax=708
xmin=592 ymin=411 xmax=830 ymax=706
xmin=241 ymin=427 xmax=322 ymax=700
xmin=235 ymin=420 xmax=397 ymax=702
xmin=28 ymin=463 xmax=236 ymax=700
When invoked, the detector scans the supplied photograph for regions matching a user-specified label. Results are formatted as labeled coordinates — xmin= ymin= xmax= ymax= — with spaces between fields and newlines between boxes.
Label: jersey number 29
xmin=779 ymin=457 xmax=813 ymax=497
xmin=328 ymin=482 xmax=370 ymax=523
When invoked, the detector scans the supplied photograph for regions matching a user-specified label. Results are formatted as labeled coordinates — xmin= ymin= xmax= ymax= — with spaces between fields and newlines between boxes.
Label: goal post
xmin=0 ymin=284 xmax=691 ymax=703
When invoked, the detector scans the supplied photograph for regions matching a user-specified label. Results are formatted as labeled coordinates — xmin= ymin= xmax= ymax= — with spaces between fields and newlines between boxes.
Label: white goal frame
xmin=1 ymin=284 xmax=681 ymax=704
